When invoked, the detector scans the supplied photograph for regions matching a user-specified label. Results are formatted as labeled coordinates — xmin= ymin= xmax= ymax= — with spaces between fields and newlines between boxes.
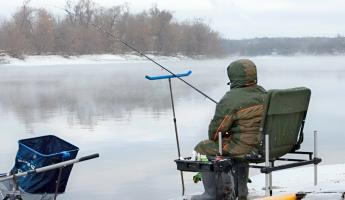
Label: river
xmin=0 ymin=55 xmax=344 ymax=199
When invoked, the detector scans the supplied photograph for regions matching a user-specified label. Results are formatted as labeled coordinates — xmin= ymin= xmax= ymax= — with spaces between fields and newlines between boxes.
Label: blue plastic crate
xmin=12 ymin=135 xmax=79 ymax=194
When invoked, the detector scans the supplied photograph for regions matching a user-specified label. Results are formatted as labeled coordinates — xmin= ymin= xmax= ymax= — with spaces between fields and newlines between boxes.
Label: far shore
xmin=2 ymin=53 xmax=345 ymax=66
xmin=0 ymin=53 xmax=190 ymax=66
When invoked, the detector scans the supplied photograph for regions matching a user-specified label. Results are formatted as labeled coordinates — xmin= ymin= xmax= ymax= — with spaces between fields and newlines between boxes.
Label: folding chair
xmin=248 ymin=87 xmax=322 ymax=196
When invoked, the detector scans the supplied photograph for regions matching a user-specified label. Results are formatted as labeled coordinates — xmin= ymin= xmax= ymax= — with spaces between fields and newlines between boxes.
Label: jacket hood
xmin=227 ymin=59 xmax=258 ymax=89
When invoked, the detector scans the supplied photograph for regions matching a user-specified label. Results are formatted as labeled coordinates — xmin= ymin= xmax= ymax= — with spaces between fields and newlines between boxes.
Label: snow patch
xmin=0 ymin=54 xmax=187 ymax=66
xmin=174 ymin=164 xmax=345 ymax=199
xmin=248 ymin=163 xmax=345 ymax=198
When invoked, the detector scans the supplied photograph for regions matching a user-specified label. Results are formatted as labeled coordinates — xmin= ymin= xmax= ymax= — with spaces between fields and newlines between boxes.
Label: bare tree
xmin=93 ymin=5 xmax=125 ymax=53
xmin=149 ymin=5 xmax=173 ymax=54
xmin=0 ymin=0 xmax=224 ymax=57
xmin=3 ymin=0 xmax=35 ymax=56
xmin=32 ymin=9 xmax=55 ymax=54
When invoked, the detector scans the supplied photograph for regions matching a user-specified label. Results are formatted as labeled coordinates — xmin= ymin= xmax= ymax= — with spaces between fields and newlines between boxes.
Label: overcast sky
xmin=1 ymin=0 xmax=345 ymax=39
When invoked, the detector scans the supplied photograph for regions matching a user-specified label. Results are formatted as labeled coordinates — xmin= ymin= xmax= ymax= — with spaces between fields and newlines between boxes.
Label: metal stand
xmin=54 ymin=167 xmax=64 ymax=200
xmin=314 ymin=131 xmax=318 ymax=186
xmin=265 ymin=134 xmax=270 ymax=196
xmin=218 ymin=132 xmax=222 ymax=156
xmin=2 ymin=176 xmax=22 ymax=200
xmin=145 ymin=71 xmax=192 ymax=196
xmin=0 ymin=154 xmax=99 ymax=200
xmin=258 ymin=131 xmax=321 ymax=196
xmin=168 ymin=78 xmax=185 ymax=196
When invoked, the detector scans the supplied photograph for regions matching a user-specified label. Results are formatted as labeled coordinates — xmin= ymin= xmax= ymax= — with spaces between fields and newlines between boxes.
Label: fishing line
xmin=48 ymin=4 xmax=218 ymax=104
xmin=91 ymin=23 xmax=218 ymax=104
xmin=47 ymin=5 xmax=218 ymax=197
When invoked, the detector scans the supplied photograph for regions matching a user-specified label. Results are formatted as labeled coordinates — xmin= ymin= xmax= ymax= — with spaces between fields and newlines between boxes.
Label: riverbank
xmin=3 ymin=53 xmax=345 ymax=67
xmin=0 ymin=53 xmax=189 ymax=66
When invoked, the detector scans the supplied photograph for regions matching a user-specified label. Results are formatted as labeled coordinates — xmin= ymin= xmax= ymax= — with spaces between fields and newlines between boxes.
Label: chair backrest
xmin=262 ymin=87 xmax=311 ymax=160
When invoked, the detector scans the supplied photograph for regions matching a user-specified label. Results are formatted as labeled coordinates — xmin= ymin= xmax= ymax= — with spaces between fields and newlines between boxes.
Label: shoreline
xmin=0 ymin=53 xmax=189 ymax=66
xmin=2 ymin=53 xmax=345 ymax=66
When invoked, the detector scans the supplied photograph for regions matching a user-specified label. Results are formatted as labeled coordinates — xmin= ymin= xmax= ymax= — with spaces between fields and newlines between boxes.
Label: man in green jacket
xmin=192 ymin=59 xmax=266 ymax=200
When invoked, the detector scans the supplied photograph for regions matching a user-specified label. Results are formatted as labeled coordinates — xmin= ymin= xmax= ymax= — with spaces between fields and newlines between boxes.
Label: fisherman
xmin=192 ymin=59 xmax=266 ymax=200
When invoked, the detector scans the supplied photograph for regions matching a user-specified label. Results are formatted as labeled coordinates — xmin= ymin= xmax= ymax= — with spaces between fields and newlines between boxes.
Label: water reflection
xmin=0 ymin=56 xmax=345 ymax=199
xmin=0 ymin=63 xmax=210 ymax=130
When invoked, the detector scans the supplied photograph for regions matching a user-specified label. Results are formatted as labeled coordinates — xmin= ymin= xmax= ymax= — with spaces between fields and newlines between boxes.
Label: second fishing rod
xmin=91 ymin=24 xmax=218 ymax=104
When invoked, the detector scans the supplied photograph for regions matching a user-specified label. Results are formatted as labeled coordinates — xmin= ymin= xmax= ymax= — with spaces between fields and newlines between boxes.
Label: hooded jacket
xmin=196 ymin=59 xmax=266 ymax=158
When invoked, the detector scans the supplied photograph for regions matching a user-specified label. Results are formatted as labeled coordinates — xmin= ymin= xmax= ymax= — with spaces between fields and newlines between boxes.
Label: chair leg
xmin=269 ymin=162 xmax=274 ymax=196
xmin=264 ymin=134 xmax=271 ymax=196
xmin=269 ymin=172 xmax=272 ymax=196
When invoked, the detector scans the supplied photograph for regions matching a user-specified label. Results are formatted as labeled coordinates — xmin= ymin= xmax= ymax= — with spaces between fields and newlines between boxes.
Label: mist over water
xmin=0 ymin=56 xmax=344 ymax=199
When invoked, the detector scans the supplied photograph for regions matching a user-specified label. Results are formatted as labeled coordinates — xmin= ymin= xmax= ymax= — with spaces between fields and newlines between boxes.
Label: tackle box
xmin=175 ymin=157 xmax=233 ymax=172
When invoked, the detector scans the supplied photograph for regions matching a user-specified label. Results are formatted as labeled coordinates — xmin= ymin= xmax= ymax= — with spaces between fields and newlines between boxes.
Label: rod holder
xmin=145 ymin=70 xmax=192 ymax=80
xmin=314 ymin=130 xmax=318 ymax=186
xmin=218 ymin=132 xmax=222 ymax=156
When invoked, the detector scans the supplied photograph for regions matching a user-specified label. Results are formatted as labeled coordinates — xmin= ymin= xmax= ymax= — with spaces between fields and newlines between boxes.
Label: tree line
xmin=222 ymin=37 xmax=345 ymax=56
xmin=0 ymin=0 xmax=224 ymax=58
xmin=2 ymin=0 xmax=345 ymax=58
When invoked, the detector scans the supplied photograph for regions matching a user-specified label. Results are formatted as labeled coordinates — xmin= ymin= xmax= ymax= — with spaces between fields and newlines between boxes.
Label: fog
xmin=0 ymin=55 xmax=344 ymax=199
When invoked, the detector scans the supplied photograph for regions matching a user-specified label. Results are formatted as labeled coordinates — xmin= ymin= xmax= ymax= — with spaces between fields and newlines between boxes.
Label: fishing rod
xmin=53 ymin=4 xmax=218 ymax=104
xmin=53 ymin=5 xmax=217 ymax=196
xmin=90 ymin=23 xmax=218 ymax=104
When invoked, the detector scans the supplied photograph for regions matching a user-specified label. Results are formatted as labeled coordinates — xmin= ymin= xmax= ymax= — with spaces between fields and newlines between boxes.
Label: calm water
xmin=0 ymin=56 xmax=344 ymax=199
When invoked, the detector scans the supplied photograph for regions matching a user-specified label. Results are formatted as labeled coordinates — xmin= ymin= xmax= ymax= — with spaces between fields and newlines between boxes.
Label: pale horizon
xmin=1 ymin=0 xmax=345 ymax=39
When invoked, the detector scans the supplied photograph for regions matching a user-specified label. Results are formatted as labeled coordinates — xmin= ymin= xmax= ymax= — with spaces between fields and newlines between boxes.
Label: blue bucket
xmin=12 ymin=135 xmax=79 ymax=194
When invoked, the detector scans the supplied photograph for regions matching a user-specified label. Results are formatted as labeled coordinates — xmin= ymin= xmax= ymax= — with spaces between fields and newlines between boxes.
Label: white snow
xmin=248 ymin=163 xmax=345 ymax=199
xmin=0 ymin=54 xmax=186 ymax=66
xmin=176 ymin=164 xmax=345 ymax=200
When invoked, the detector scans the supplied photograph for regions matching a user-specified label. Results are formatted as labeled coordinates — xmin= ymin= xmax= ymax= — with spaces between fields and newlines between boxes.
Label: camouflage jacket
xmin=208 ymin=59 xmax=266 ymax=157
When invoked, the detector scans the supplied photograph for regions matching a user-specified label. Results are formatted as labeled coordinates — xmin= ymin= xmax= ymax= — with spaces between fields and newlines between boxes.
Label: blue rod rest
xmin=145 ymin=70 xmax=192 ymax=80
